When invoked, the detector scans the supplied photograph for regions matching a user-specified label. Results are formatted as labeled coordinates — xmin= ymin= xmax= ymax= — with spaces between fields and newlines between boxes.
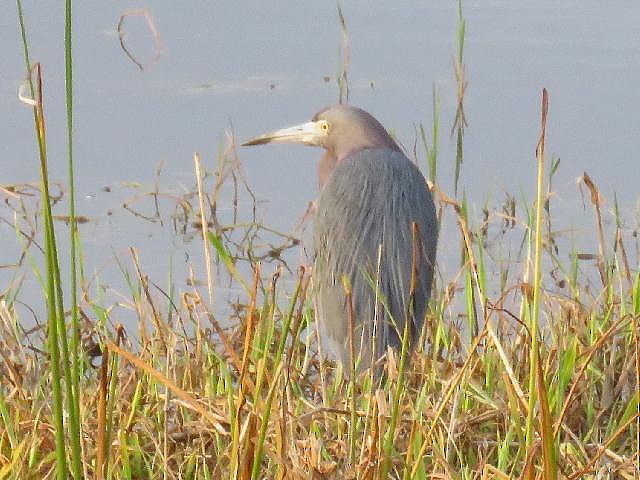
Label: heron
xmin=243 ymin=105 xmax=438 ymax=373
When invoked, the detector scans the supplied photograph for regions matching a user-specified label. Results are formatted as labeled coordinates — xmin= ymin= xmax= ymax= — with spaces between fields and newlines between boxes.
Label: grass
xmin=2 ymin=2 xmax=640 ymax=479
xmin=2 ymin=119 xmax=639 ymax=480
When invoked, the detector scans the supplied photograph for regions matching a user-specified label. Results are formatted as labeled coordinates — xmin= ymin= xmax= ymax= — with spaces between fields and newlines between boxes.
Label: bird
xmin=242 ymin=105 xmax=438 ymax=374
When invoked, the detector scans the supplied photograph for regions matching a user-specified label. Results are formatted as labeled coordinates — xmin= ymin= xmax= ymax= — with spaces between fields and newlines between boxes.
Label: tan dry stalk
xmin=194 ymin=152 xmax=215 ymax=305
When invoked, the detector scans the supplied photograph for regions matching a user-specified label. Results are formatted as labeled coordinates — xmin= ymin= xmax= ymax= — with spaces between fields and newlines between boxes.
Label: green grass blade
xmin=64 ymin=0 xmax=83 ymax=477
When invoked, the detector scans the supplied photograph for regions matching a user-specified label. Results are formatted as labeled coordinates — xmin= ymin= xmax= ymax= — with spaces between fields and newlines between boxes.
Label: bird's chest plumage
xmin=312 ymin=148 xmax=438 ymax=365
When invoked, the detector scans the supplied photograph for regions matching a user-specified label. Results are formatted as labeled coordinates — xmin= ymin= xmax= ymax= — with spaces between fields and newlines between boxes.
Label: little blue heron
xmin=243 ymin=105 xmax=438 ymax=372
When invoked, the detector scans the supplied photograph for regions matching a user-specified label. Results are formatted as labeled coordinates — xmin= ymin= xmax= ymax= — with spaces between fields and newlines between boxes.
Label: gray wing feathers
xmin=313 ymin=149 xmax=438 ymax=366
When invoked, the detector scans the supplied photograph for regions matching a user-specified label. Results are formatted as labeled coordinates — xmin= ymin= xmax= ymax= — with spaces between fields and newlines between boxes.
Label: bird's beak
xmin=242 ymin=121 xmax=325 ymax=147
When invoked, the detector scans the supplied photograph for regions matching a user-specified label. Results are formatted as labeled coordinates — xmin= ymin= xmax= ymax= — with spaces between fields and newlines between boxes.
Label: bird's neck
xmin=318 ymin=151 xmax=338 ymax=190
xmin=318 ymin=140 xmax=401 ymax=190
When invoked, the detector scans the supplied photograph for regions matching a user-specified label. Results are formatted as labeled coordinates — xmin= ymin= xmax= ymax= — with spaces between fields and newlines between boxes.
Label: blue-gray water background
xmin=2 ymin=2 xmax=639 ymax=329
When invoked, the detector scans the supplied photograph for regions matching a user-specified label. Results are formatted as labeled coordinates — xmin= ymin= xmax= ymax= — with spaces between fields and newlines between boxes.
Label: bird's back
xmin=313 ymin=148 xmax=438 ymax=369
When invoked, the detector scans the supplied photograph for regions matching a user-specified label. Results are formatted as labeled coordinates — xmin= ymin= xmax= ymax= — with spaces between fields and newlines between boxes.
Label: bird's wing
xmin=313 ymin=149 xmax=438 ymax=365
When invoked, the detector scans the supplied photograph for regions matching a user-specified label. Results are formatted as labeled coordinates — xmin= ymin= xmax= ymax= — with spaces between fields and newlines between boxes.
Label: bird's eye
xmin=320 ymin=121 xmax=330 ymax=132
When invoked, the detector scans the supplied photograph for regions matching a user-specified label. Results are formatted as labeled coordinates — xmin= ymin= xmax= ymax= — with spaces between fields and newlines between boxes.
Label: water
xmin=2 ymin=2 xmax=639 ymax=329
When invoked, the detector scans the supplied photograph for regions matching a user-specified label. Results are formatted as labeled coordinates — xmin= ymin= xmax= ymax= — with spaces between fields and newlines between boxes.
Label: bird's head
xmin=242 ymin=105 xmax=399 ymax=162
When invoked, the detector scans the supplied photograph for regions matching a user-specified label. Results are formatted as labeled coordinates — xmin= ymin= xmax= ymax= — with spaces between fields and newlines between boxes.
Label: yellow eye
xmin=320 ymin=121 xmax=330 ymax=132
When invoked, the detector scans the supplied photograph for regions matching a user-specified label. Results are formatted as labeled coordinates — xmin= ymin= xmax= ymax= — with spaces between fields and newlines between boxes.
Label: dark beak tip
xmin=241 ymin=137 xmax=269 ymax=147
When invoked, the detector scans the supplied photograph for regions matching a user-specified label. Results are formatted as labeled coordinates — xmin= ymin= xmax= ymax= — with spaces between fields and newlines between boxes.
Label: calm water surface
xmin=1 ymin=2 xmax=639 ymax=327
